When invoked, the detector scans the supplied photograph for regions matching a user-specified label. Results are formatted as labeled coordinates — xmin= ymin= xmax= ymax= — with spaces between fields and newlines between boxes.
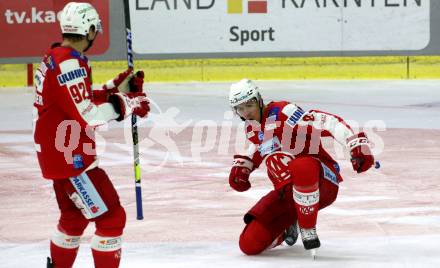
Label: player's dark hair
xmin=62 ymin=33 xmax=85 ymax=42
xmin=62 ymin=26 xmax=96 ymax=42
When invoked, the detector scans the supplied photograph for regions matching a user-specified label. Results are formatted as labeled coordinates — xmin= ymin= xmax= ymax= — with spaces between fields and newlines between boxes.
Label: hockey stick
xmin=375 ymin=161 xmax=381 ymax=169
xmin=123 ymin=0 xmax=143 ymax=220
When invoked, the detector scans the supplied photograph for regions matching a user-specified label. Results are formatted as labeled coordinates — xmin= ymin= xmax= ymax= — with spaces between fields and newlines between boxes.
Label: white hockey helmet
xmin=229 ymin=79 xmax=263 ymax=108
xmin=60 ymin=2 xmax=102 ymax=36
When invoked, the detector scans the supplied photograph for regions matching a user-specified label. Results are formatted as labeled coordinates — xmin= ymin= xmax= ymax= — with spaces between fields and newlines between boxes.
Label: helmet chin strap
xmin=83 ymin=38 xmax=94 ymax=52
xmin=258 ymin=99 xmax=264 ymax=123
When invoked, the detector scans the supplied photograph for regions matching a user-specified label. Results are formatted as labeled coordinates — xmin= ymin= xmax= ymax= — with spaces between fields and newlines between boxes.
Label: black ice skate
xmin=46 ymin=257 xmax=54 ymax=268
xmin=299 ymin=227 xmax=321 ymax=250
xmin=284 ymin=221 xmax=299 ymax=246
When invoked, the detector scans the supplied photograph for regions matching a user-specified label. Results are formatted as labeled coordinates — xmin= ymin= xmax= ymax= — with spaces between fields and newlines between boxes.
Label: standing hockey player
xmin=228 ymin=79 xmax=375 ymax=256
xmin=33 ymin=2 xmax=149 ymax=268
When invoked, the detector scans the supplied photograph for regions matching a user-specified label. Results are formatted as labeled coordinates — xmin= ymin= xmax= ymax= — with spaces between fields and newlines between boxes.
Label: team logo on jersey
xmin=258 ymin=136 xmax=281 ymax=156
xmin=286 ymin=107 xmax=305 ymax=127
xmin=57 ymin=67 xmax=87 ymax=85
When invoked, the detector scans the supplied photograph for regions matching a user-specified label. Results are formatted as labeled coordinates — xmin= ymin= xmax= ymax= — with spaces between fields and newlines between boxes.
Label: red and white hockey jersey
xmin=33 ymin=44 xmax=118 ymax=179
xmin=245 ymin=101 xmax=355 ymax=184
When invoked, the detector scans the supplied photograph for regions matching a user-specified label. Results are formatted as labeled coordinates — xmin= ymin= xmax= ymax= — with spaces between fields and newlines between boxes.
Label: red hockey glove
xmin=346 ymin=132 xmax=374 ymax=173
xmin=229 ymin=155 xmax=253 ymax=192
xmin=128 ymin=70 xmax=145 ymax=93
xmin=109 ymin=92 xmax=150 ymax=121
xmin=94 ymin=69 xmax=135 ymax=103
xmin=103 ymin=68 xmax=134 ymax=93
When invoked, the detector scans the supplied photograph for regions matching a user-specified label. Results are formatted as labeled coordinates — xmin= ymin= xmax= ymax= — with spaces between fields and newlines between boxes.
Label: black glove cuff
xmin=108 ymin=94 xmax=124 ymax=121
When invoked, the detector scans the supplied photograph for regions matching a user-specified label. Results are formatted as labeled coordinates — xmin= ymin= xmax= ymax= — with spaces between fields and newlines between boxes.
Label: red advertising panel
xmin=0 ymin=0 xmax=109 ymax=58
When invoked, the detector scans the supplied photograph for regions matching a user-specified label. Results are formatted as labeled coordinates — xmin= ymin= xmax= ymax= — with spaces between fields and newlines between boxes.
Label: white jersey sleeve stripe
xmin=282 ymin=104 xmax=354 ymax=145
xmin=302 ymin=110 xmax=354 ymax=145
xmin=58 ymin=59 xmax=119 ymax=127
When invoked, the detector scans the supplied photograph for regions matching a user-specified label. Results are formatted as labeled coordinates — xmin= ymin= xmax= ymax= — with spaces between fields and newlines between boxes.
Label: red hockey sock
xmin=289 ymin=157 xmax=321 ymax=229
xmin=91 ymin=235 xmax=122 ymax=268
xmin=293 ymin=188 xmax=320 ymax=229
xmin=50 ymin=241 xmax=79 ymax=268
xmin=50 ymin=229 xmax=82 ymax=268
xmin=92 ymin=248 xmax=121 ymax=268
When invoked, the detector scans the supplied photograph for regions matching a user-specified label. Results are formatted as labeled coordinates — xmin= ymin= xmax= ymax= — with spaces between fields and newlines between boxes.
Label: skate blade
xmin=310 ymin=249 xmax=317 ymax=260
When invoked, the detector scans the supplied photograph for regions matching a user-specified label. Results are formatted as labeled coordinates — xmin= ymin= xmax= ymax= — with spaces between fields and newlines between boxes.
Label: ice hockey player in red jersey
xmin=33 ymin=3 xmax=149 ymax=268
xmin=228 ymin=79 xmax=375 ymax=256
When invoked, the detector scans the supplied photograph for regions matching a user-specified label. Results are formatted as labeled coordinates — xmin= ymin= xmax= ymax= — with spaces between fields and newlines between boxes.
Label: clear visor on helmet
xmin=233 ymin=98 xmax=259 ymax=117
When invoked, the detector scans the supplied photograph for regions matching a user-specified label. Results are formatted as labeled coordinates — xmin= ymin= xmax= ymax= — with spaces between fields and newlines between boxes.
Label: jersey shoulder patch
xmin=282 ymin=104 xmax=305 ymax=127
xmin=57 ymin=59 xmax=88 ymax=86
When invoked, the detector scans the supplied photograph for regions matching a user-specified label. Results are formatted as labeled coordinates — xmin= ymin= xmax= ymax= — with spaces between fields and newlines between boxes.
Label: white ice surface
xmin=2 ymin=235 xmax=440 ymax=268
xmin=1 ymin=80 xmax=440 ymax=268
